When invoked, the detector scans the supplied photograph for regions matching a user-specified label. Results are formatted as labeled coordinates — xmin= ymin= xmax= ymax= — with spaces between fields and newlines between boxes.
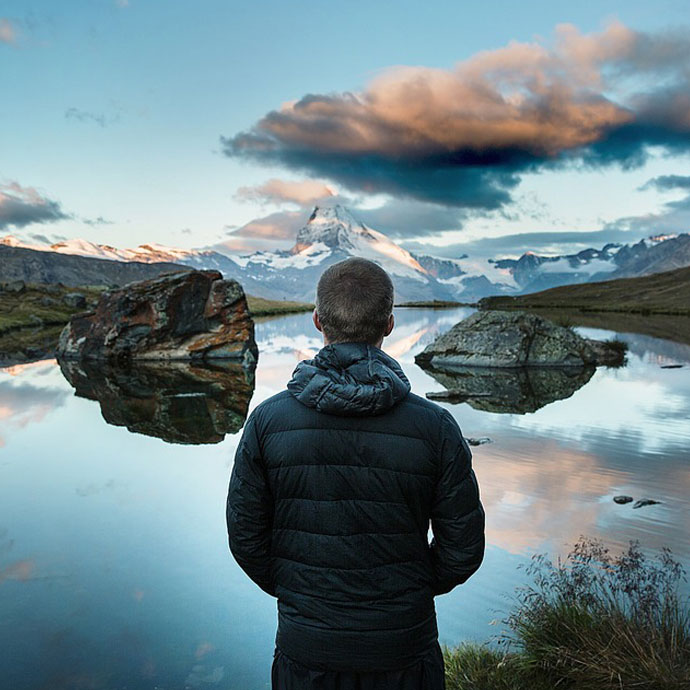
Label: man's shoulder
xmin=252 ymin=389 xmax=296 ymax=419
xmin=400 ymin=391 xmax=450 ymax=422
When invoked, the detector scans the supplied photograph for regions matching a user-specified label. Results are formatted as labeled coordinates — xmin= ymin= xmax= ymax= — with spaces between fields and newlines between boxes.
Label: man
xmin=227 ymin=257 xmax=485 ymax=689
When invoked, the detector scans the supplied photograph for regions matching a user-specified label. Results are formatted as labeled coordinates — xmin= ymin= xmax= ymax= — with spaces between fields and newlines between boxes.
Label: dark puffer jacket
xmin=227 ymin=342 xmax=485 ymax=672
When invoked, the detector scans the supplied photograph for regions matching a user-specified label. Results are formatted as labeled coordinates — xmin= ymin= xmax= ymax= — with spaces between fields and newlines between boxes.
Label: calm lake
xmin=1 ymin=307 xmax=689 ymax=689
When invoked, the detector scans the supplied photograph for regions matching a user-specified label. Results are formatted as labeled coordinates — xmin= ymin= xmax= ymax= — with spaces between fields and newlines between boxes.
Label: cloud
xmin=216 ymin=209 xmax=309 ymax=253
xmin=402 ymin=227 xmax=639 ymax=259
xmin=605 ymin=172 xmax=690 ymax=236
xmin=222 ymin=22 xmax=690 ymax=209
xmin=0 ymin=182 xmax=68 ymax=230
xmin=115 ymin=0 xmax=130 ymax=7
xmin=0 ymin=18 xmax=15 ymax=44
xmin=82 ymin=215 xmax=114 ymax=227
xmin=235 ymin=178 xmax=337 ymax=206
xmin=640 ymin=174 xmax=690 ymax=191
xmin=357 ymin=201 xmax=467 ymax=239
xmin=65 ymin=107 xmax=120 ymax=128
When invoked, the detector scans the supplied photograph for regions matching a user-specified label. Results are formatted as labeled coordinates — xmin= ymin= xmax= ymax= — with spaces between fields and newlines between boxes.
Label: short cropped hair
xmin=315 ymin=258 xmax=394 ymax=345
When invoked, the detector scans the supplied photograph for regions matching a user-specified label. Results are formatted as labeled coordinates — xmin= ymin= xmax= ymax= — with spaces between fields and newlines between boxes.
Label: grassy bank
xmin=246 ymin=295 xmax=313 ymax=316
xmin=445 ymin=538 xmax=689 ymax=689
xmin=0 ymin=282 xmax=105 ymax=364
xmin=395 ymin=300 xmax=472 ymax=308
xmin=480 ymin=265 xmax=690 ymax=316
xmin=0 ymin=282 xmax=103 ymax=334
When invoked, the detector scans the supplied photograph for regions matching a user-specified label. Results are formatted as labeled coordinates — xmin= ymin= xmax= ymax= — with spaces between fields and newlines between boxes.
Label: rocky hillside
xmin=0 ymin=244 xmax=190 ymax=287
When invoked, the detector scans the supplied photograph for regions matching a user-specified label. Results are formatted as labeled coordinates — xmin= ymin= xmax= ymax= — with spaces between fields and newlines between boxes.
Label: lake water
xmin=1 ymin=307 xmax=689 ymax=689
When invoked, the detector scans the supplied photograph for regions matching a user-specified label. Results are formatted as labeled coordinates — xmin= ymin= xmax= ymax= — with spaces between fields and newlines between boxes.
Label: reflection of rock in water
xmin=58 ymin=359 xmax=255 ymax=444
xmin=421 ymin=363 xmax=595 ymax=414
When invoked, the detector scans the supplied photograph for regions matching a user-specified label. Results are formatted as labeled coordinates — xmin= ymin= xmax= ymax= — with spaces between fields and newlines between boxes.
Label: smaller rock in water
xmin=613 ymin=495 xmax=633 ymax=504
xmin=633 ymin=498 xmax=662 ymax=509
xmin=63 ymin=293 xmax=87 ymax=309
xmin=660 ymin=364 xmax=684 ymax=369
xmin=465 ymin=437 xmax=493 ymax=446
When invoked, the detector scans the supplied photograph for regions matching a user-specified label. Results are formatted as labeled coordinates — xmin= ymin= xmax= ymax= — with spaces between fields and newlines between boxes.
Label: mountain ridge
xmin=2 ymin=207 xmax=689 ymax=302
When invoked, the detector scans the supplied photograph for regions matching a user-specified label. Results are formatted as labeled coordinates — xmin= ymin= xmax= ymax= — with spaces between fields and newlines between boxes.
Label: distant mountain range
xmin=2 ymin=206 xmax=689 ymax=302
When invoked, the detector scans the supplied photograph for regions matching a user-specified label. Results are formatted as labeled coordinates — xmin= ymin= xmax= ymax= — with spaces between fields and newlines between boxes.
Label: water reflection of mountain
xmin=420 ymin=363 xmax=595 ymax=414
xmin=58 ymin=359 xmax=255 ymax=444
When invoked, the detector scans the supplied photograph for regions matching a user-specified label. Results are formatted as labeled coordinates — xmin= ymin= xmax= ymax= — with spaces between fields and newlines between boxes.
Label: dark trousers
xmin=271 ymin=643 xmax=446 ymax=690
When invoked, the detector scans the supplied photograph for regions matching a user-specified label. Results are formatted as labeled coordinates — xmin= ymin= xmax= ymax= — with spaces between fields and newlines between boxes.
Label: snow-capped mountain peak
xmin=293 ymin=204 xmax=374 ymax=251
xmin=290 ymin=205 xmax=426 ymax=278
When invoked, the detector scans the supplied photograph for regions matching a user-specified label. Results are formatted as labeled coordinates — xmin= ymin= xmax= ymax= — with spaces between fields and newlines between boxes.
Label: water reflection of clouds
xmin=508 ymin=364 xmax=690 ymax=455
xmin=0 ymin=364 xmax=70 ymax=446
xmin=474 ymin=436 xmax=689 ymax=558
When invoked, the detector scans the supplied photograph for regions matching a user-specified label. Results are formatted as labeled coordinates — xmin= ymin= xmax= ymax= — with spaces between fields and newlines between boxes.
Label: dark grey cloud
xmin=221 ymin=23 xmax=690 ymax=210
xmin=0 ymin=182 xmax=68 ymax=230
xmin=640 ymin=174 xmax=690 ymax=191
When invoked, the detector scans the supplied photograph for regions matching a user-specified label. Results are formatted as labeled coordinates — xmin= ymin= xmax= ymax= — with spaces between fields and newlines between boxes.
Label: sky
xmin=2 ymin=0 xmax=690 ymax=260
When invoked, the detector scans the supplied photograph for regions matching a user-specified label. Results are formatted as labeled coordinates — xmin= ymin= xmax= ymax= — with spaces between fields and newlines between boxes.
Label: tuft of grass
xmin=445 ymin=538 xmax=689 ymax=689
xmin=443 ymin=643 xmax=552 ymax=690
xmin=554 ymin=313 xmax=576 ymax=330
xmin=605 ymin=337 xmax=629 ymax=354
xmin=506 ymin=538 xmax=690 ymax=689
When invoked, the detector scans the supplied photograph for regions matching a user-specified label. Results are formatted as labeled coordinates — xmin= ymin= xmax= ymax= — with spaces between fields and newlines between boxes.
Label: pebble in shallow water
xmin=464 ymin=437 xmax=493 ymax=446
xmin=633 ymin=499 xmax=662 ymax=509
xmin=613 ymin=495 xmax=633 ymax=504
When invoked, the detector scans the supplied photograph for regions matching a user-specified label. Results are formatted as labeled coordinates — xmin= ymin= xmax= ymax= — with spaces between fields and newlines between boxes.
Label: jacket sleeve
xmin=226 ymin=411 xmax=276 ymax=597
xmin=429 ymin=410 xmax=485 ymax=595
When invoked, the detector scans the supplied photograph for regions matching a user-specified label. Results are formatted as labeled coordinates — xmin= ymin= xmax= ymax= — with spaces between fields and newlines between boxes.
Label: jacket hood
xmin=287 ymin=342 xmax=411 ymax=416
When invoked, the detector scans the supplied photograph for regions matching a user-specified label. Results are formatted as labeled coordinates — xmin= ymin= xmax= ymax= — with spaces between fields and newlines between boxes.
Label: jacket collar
xmin=287 ymin=342 xmax=411 ymax=416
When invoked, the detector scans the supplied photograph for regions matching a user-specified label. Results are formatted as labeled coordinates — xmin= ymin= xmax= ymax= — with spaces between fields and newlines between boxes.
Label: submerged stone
xmin=613 ymin=495 xmax=634 ymax=504
xmin=632 ymin=498 xmax=662 ymax=509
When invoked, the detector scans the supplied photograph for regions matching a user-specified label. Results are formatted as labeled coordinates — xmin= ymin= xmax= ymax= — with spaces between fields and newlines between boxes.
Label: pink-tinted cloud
xmin=222 ymin=22 xmax=690 ymax=208
xmin=235 ymin=178 xmax=337 ymax=206
xmin=0 ymin=18 xmax=15 ymax=44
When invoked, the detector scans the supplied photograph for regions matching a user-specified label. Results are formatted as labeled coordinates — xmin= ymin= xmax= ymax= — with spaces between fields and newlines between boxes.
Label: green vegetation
xmin=0 ymin=282 xmax=103 ymax=335
xmin=445 ymin=538 xmax=689 ymax=689
xmin=395 ymin=299 xmax=471 ymax=308
xmin=246 ymin=295 xmax=314 ymax=316
xmin=0 ymin=282 xmax=104 ymax=363
xmin=479 ymin=265 xmax=690 ymax=315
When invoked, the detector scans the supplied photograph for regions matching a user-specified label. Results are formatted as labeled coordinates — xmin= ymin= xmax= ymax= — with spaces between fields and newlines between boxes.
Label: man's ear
xmin=312 ymin=309 xmax=323 ymax=333
xmin=384 ymin=313 xmax=394 ymax=337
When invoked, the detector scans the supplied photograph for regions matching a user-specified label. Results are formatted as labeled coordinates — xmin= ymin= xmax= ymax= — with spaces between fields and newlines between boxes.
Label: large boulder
xmin=57 ymin=270 xmax=258 ymax=364
xmin=415 ymin=310 xmax=625 ymax=368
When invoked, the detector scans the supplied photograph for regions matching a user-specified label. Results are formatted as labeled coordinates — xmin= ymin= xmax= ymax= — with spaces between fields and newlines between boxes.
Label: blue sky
xmin=2 ymin=0 xmax=690 ymax=258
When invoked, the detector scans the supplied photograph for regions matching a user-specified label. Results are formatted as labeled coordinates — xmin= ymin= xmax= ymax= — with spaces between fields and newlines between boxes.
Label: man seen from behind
xmin=227 ymin=257 xmax=485 ymax=689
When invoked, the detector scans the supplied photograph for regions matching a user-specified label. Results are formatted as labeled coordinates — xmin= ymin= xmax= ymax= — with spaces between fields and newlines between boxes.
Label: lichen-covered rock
xmin=415 ymin=310 xmax=625 ymax=368
xmin=57 ymin=270 xmax=258 ymax=364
